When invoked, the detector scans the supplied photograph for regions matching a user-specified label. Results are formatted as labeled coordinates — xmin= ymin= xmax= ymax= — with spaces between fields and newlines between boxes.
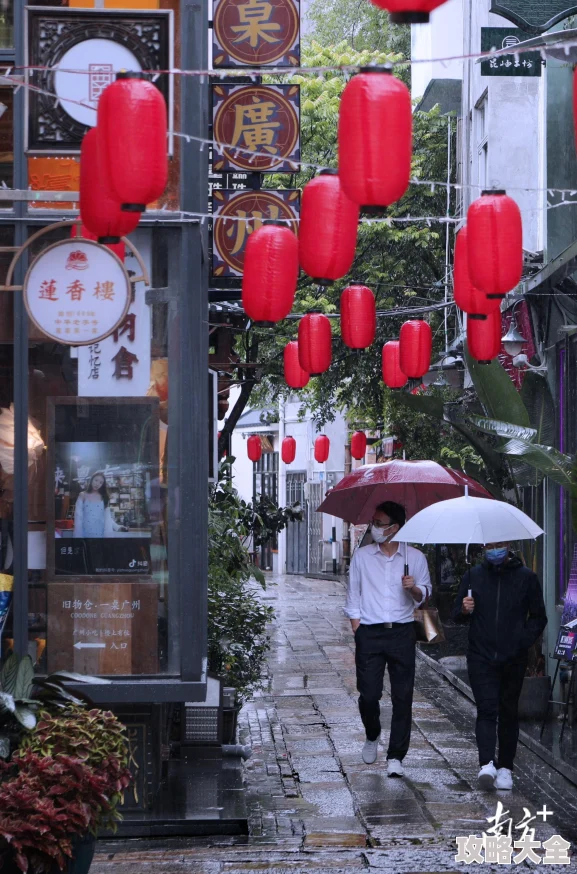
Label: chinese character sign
xmin=212 ymin=84 xmax=300 ymax=172
xmin=480 ymin=28 xmax=542 ymax=77
xmin=77 ymin=231 xmax=152 ymax=396
xmin=213 ymin=0 xmax=300 ymax=68
xmin=24 ymin=239 xmax=131 ymax=345
xmin=213 ymin=189 xmax=299 ymax=277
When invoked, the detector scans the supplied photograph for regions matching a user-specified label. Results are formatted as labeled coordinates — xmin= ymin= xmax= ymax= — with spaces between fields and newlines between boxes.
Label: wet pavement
xmin=93 ymin=574 xmax=577 ymax=872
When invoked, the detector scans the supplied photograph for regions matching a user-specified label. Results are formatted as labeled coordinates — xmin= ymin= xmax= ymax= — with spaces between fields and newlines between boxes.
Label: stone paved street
xmin=93 ymin=575 xmax=577 ymax=873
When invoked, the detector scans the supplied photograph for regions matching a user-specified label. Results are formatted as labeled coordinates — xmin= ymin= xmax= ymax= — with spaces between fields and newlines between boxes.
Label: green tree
xmin=305 ymin=0 xmax=410 ymax=59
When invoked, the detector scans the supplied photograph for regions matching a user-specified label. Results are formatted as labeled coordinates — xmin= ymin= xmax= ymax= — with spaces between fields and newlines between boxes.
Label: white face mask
xmin=371 ymin=523 xmax=395 ymax=544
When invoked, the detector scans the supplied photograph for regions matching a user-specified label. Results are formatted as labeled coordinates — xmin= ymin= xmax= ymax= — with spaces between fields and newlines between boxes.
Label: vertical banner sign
xmin=78 ymin=231 xmax=152 ymax=396
xmin=213 ymin=0 xmax=300 ymax=68
xmin=212 ymin=84 xmax=300 ymax=173
xmin=212 ymin=189 xmax=299 ymax=277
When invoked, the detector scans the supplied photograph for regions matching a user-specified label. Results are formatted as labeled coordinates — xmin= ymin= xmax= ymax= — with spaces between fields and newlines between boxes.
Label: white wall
xmin=411 ymin=0 xmax=464 ymax=101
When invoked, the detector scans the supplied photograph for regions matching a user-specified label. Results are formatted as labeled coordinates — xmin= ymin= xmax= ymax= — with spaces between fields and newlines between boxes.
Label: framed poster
xmin=26 ymin=8 xmax=173 ymax=153
xmin=47 ymin=397 xmax=159 ymax=581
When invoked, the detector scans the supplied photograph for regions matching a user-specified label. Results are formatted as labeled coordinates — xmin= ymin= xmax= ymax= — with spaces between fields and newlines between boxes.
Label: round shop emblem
xmin=213 ymin=84 xmax=300 ymax=172
xmin=23 ymin=239 xmax=131 ymax=346
xmin=213 ymin=189 xmax=299 ymax=276
xmin=213 ymin=0 xmax=300 ymax=67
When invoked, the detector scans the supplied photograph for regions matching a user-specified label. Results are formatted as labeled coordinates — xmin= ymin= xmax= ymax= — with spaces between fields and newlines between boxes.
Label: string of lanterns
xmin=248 ymin=430 xmax=372 ymax=463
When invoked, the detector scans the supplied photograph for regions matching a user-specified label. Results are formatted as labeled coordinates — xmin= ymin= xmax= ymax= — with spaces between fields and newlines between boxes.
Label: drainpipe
xmin=343 ymin=441 xmax=352 ymax=570
xmin=278 ymin=398 xmax=286 ymax=575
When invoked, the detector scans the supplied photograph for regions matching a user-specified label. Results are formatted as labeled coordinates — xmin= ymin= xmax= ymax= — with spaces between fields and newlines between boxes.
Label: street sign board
xmin=213 ymin=0 xmax=300 ymax=68
xmin=212 ymin=83 xmax=300 ymax=172
xmin=24 ymin=239 xmax=131 ymax=345
xmin=481 ymin=28 xmax=542 ymax=76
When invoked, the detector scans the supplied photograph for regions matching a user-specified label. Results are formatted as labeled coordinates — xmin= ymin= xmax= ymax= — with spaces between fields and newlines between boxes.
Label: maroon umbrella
xmin=317 ymin=459 xmax=492 ymax=524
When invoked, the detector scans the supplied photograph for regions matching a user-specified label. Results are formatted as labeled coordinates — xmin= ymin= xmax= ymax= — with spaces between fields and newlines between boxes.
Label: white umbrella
xmin=391 ymin=494 xmax=543 ymax=548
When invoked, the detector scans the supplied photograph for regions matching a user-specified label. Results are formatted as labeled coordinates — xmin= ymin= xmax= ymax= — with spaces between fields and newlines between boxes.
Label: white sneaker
xmin=494 ymin=768 xmax=513 ymax=790
xmin=362 ymin=739 xmax=379 ymax=764
xmin=478 ymin=761 xmax=497 ymax=790
xmin=387 ymin=758 xmax=404 ymax=778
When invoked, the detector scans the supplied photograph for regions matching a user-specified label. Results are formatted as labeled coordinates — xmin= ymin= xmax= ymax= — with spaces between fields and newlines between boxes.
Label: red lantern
xmin=243 ymin=224 xmax=299 ymax=323
xmin=79 ymin=129 xmax=140 ymax=243
xmin=284 ymin=341 xmax=309 ymax=389
xmin=399 ymin=320 xmax=432 ymax=378
xmin=71 ymin=224 xmax=126 ymax=262
xmin=453 ymin=226 xmax=500 ymax=319
xmin=350 ymin=431 xmax=367 ymax=460
xmin=340 ymin=285 xmax=376 ymax=349
xmin=98 ymin=74 xmax=168 ymax=212
xmin=382 ymin=341 xmax=408 ymax=389
xmin=298 ymin=313 xmax=332 ymax=376
xmin=467 ymin=191 xmax=523 ymax=299
xmin=247 ymin=435 xmax=262 ymax=463
xmin=314 ymin=435 xmax=330 ymax=464
xmin=467 ymin=308 xmax=502 ymax=364
xmin=299 ymin=170 xmax=359 ymax=283
xmin=367 ymin=0 xmax=448 ymax=23
xmin=282 ymin=436 xmax=296 ymax=465
xmin=338 ymin=67 xmax=411 ymax=207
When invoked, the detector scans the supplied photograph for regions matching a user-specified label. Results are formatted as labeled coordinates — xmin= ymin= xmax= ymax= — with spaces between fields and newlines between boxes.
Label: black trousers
xmin=355 ymin=622 xmax=416 ymax=760
xmin=467 ymin=654 xmax=527 ymax=770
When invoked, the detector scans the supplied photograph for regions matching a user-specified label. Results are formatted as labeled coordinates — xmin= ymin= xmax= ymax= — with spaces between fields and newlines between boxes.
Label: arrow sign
xmin=74 ymin=641 xmax=106 ymax=650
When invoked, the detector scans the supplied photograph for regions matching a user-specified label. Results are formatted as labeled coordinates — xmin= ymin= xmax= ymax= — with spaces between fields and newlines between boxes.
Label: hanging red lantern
xmin=298 ymin=312 xmax=332 ymax=376
xmin=79 ymin=129 xmax=141 ymax=244
xmin=399 ymin=320 xmax=432 ymax=378
xmin=282 ymin=436 xmax=297 ymax=465
xmin=98 ymin=73 xmax=168 ymax=212
xmin=340 ymin=285 xmax=376 ymax=349
xmin=382 ymin=341 xmax=408 ymax=389
xmin=453 ymin=226 xmax=500 ymax=320
xmin=299 ymin=170 xmax=359 ymax=283
xmin=467 ymin=308 xmax=502 ymax=365
xmin=242 ymin=224 xmax=299 ymax=324
xmin=350 ymin=431 xmax=367 ymax=460
xmin=314 ymin=435 xmax=330 ymax=464
xmin=71 ymin=224 xmax=126 ymax=262
xmin=247 ymin=435 xmax=262 ymax=463
xmin=367 ymin=0 xmax=448 ymax=23
xmin=338 ymin=67 xmax=411 ymax=207
xmin=284 ymin=341 xmax=309 ymax=389
xmin=467 ymin=190 xmax=523 ymax=299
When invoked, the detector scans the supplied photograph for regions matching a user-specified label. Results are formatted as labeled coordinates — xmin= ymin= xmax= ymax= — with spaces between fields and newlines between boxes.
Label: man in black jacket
xmin=452 ymin=542 xmax=547 ymax=791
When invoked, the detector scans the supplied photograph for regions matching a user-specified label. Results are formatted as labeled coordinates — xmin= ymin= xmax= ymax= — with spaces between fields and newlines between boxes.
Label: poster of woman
xmin=74 ymin=471 xmax=129 ymax=538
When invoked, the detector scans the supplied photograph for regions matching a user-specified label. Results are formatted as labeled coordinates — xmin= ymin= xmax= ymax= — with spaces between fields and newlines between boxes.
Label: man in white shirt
xmin=345 ymin=501 xmax=431 ymax=776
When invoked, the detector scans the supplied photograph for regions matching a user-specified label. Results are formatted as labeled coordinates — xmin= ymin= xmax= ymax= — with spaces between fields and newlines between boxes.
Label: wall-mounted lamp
xmin=501 ymin=301 xmax=527 ymax=358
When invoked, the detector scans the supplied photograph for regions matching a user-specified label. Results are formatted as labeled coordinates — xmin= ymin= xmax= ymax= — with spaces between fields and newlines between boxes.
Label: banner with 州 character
xmin=213 ymin=0 xmax=300 ymax=68
xmin=212 ymin=84 xmax=300 ymax=173
xmin=212 ymin=188 xmax=299 ymax=277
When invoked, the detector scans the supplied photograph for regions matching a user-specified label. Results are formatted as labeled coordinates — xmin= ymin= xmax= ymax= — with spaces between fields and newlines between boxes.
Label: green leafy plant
xmin=0 ymin=751 xmax=114 ymax=873
xmin=0 ymin=652 xmax=110 ymax=760
xmin=19 ymin=705 xmax=132 ymax=832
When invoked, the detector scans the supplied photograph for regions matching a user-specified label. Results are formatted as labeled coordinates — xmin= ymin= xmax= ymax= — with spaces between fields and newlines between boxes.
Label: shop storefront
xmin=0 ymin=0 xmax=211 ymax=826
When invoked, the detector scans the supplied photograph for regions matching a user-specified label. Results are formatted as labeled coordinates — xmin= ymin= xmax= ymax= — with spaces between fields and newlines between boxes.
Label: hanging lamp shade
xmin=242 ymin=224 xmax=299 ymax=324
xmin=314 ymin=435 xmax=330 ymax=464
xmin=298 ymin=312 xmax=332 ymax=376
xmin=247 ymin=435 xmax=262 ymax=463
xmin=98 ymin=73 xmax=168 ymax=212
xmin=340 ymin=285 xmax=376 ymax=349
xmin=453 ymin=226 xmax=500 ymax=320
xmin=284 ymin=341 xmax=309 ymax=389
xmin=367 ymin=0 xmax=448 ymax=23
xmin=467 ymin=308 xmax=502 ymax=365
xmin=382 ymin=341 xmax=408 ymax=389
xmin=79 ymin=129 xmax=141 ymax=244
xmin=71 ymin=224 xmax=126 ymax=262
xmin=282 ymin=436 xmax=297 ymax=465
xmin=350 ymin=431 xmax=367 ymax=460
xmin=299 ymin=170 xmax=359 ymax=284
xmin=399 ymin=320 xmax=432 ymax=379
xmin=467 ymin=190 xmax=523 ymax=299
xmin=338 ymin=67 xmax=411 ymax=207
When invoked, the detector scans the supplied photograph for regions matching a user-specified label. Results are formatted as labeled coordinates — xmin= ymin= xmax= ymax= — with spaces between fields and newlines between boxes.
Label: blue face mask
xmin=485 ymin=547 xmax=508 ymax=565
